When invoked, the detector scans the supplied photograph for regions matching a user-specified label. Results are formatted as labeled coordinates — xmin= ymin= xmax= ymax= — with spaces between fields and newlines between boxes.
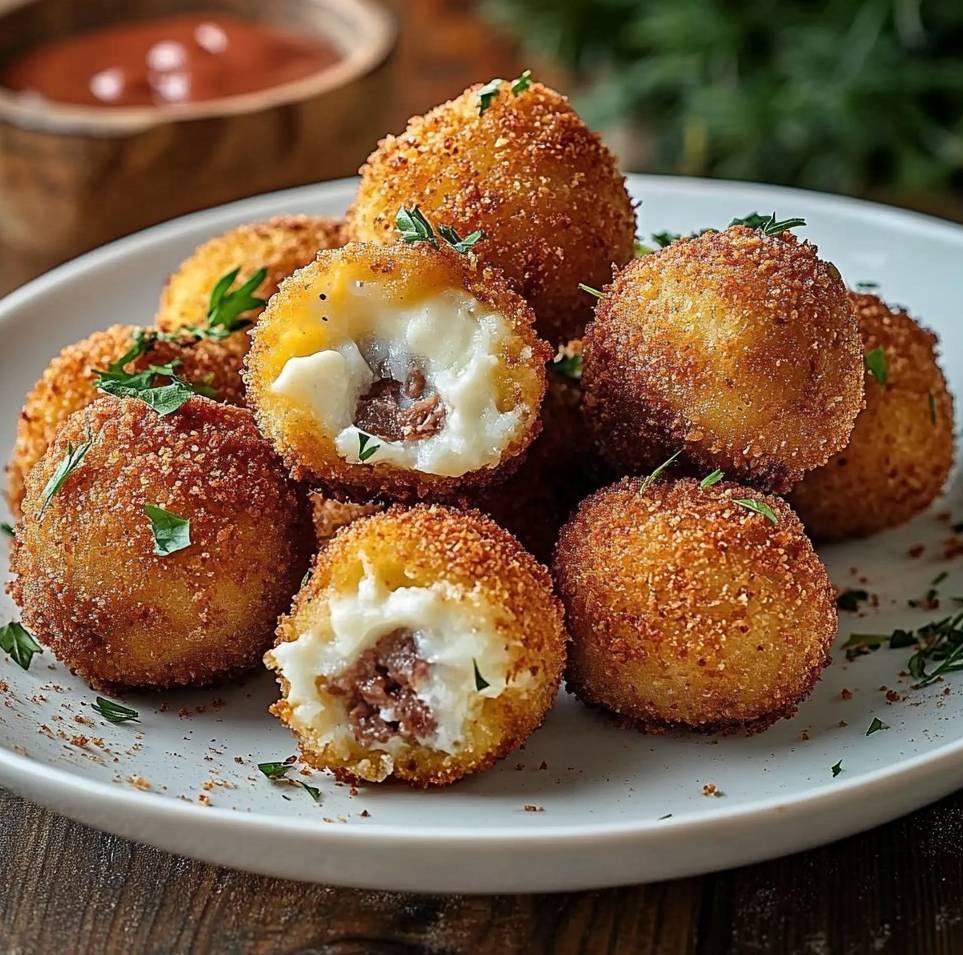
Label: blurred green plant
xmin=483 ymin=0 xmax=963 ymax=195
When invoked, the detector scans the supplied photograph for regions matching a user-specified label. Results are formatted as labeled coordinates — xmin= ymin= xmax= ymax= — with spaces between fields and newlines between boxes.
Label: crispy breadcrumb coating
xmin=347 ymin=80 xmax=636 ymax=343
xmin=555 ymin=477 xmax=836 ymax=733
xmin=582 ymin=226 xmax=864 ymax=491
xmin=245 ymin=241 xmax=550 ymax=501
xmin=9 ymin=397 xmax=312 ymax=690
xmin=309 ymin=491 xmax=383 ymax=547
xmin=7 ymin=324 xmax=246 ymax=516
xmin=789 ymin=292 xmax=955 ymax=540
xmin=267 ymin=505 xmax=567 ymax=786
xmin=155 ymin=214 xmax=345 ymax=349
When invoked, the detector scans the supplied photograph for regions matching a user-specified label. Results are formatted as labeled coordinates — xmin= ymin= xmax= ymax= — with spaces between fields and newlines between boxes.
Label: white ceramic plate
xmin=0 ymin=175 xmax=960 ymax=893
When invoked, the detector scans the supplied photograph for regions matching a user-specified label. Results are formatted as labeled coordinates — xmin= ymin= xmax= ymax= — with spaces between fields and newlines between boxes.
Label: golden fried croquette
xmin=582 ymin=226 xmax=864 ymax=492
xmin=155 ymin=214 xmax=345 ymax=344
xmin=7 ymin=324 xmax=246 ymax=516
xmin=245 ymin=241 xmax=550 ymax=501
xmin=555 ymin=476 xmax=836 ymax=733
xmin=789 ymin=292 xmax=955 ymax=540
xmin=10 ymin=397 xmax=312 ymax=690
xmin=266 ymin=505 xmax=567 ymax=786
xmin=346 ymin=80 xmax=636 ymax=343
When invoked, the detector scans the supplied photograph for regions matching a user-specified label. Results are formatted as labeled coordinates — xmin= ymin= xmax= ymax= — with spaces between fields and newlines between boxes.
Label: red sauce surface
xmin=1 ymin=12 xmax=341 ymax=107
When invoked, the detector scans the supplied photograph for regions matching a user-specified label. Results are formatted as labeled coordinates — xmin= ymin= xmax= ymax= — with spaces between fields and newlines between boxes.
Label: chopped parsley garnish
xmin=144 ymin=504 xmax=191 ymax=557
xmin=473 ymin=658 xmax=490 ymax=691
xmin=864 ymin=347 xmax=888 ymax=386
xmin=549 ymin=352 xmax=583 ymax=380
xmin=0 ymin=622 xmax=42 ymax=671
xmin=730 ymin=212 xmax=806 ymax=236
xmin=640 ymin=450 xmax=681 ymax=492
xmin=831 ymin=760 xmax=843 ymax=778
xmin=478 ymin=69 xmax=533 ymax=114
xmin=699 ymin=469 xmax=724 ymax=489
xmin=658 ymin=813 xmax=673 ymax=820
xmin=91 ymin=697 xmax=139 ymax=724
xmin=395 ymin=206 xmax=484 ymax=255
xmin=437 ymin=223 xmax=484 ymax=255
xmin=634 ymin=239 xmax=653 ymax=257
xmin=836 ymin=589 xmax=869 ymax=612
xmin=909 ymin=571 xmax=947 ymax=610
xmin=39 ymin=431 xmax=93 ymax=518
xmin=866 ymin=717 xmax=889 ymax=736
xmin=257 ymin=761 xmax=291 ymax=780
xmin=578 ymin=283 xmax=603 ymax=299
xmin=205 ymin=267 xmax=268 ymax=338
xmin=855 ymin=280 xmax=879 ymax=291
xmin=258 ymin=761 xmax=321 ymax=802
xmin=928 ymin=392 xmax=937 ymax=425
xmin=651 ymin=230 xmax=682 ymax=248
xmin=733 ymin=498 xmax=778 ymax=524
xmin=357 ymin=432 xmax=380 ymax=462
xmin=1 ymin=522 xmax=14 ymax=538
xmin=510 ymin=69 xmax=532 ymax=95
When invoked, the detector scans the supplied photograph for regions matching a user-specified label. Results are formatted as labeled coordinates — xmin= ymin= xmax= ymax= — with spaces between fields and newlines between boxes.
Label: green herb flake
xmin=91 ymin=696 xmax=139 ymax=724
xmin=1 ymin=522 xmax=14 ymax=538
xmin=837 ymin=589 xmax=869 ymax=612
xmin=477 ymin=77 xmax=504 ymax=114
xmin=864 ymin=347 xmax=888 ymax=386
xmin=40 ymin=432 xmax=94 ymax=517
xmin=549 ymin=352 xmax=583 ymax=380
xmin=733 ymin=498 xmax=779 ymax=524
xmin=634 ymin=240 xmax=654 ymax=257
xmin=299 ymin=781 xmax=322 ymax=803
xmin=510 ymin=69 xmax=532 ymax=95
xmin=758 ymin=213 xmax=806 ymax=236
xmin=258 ymin=761 xmax=291 ymax=780
xmin=144 ymin=504 xmax=191 ymax=557
xmin=651 ymin=230 xmax=682 ymax=248
xmin=473 ymin=658 xmax=490 ymax=691
xmin=437 ymin=223 xmax=485 ymax=255
xmin=729 ymin=212 xmax=771 ymax=229
xmin=206 ymin=267 xmax=267 ymax=337
xmin=640 ymin=450 xmax=682 ymax=492
xmin=866 ymin=717 xmax=889 ymax=736
xmin=95 ymin=352 xmax=209 ymax=415
xmin=358 ymin=432 xmax=381 ymax=462
xmin=578 ymin=283 xmax=603 ymax=299
xmin=0 ymin=622 xmax=42 ymax=671
xmin=699 ymin=469 xmax=724 ymax=489
xmin=855 ymin=281 xmax=879 ymax=291
xmin=396 ymin=205 xmax=437 ymax=246
xmin=831 ymin=760 xmax=843 ymax=778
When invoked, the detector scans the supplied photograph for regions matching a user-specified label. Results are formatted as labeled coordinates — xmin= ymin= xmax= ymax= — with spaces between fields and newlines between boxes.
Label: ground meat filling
xmin=325 ymin=628 xmax=437 ymax=744
xmin=354 ymin=362 xmax=446 ymax=443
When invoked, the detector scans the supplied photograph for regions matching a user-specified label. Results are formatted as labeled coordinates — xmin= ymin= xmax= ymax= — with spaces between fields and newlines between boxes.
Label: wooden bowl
xmin=0 ymin=0 xmax=396 ymax=272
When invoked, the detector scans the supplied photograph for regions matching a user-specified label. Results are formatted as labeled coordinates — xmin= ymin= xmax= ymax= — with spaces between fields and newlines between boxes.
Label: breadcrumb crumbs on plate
xmin=839 ymin=688 xmax=854 ymax=701
xmin=129 ymin=776 xmax=151 ymax=791
xmin=907 ymin=545 xmax=926 ymax=558
xmin=523 ymin=804 xmax=544 ymax=812
xmin=702 ymin=784 xmax=724 ymax=797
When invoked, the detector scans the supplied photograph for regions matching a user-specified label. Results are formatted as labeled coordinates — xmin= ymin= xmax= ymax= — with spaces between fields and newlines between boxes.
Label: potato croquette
xmin=555 ymin=477 xmax=836 ymax=733
xmin=582 ymin=226 xmax=864 ymax=491
xmin=266 ymin=505 xmax=567 ymax=786
xmin=789 ymin=292 xmax=955 ymax=540
xmin=245 ymin=241 xmax=550 ymax=500
xmin=10 ymin=397 xmax=312 ymax=690
xmin=155 ymin=214 xmax=345 ymax=346
xmin=7 ymin=324 xmax=246 ymax=516
xmin=347 ymin=80 xmax=636 ymax=343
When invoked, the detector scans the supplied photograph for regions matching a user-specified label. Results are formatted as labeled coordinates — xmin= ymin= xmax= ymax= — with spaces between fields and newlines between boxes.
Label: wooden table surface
xmin=3 ymin=2 xmax=963 ymax=952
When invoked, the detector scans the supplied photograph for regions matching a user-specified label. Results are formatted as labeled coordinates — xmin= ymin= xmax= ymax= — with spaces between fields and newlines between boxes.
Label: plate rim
xmin=2 ymin=173 xmax=962 ymax=885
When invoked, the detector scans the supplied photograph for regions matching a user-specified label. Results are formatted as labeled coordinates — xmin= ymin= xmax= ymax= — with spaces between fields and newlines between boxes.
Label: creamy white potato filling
xmin=267 ymin=554 xmax=514 ymax=762
xmin=270 ymin=281 xmax=527 ymax=477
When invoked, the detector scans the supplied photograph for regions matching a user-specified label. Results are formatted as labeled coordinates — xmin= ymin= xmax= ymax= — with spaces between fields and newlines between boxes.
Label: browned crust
xmin=346 ymin=81 xmax=636 ymax=343
xmin=6 ymin=324 xmax=247 ymax=517
xmin=9 ymin=396 xmax=312 ymax=691
xmin=268 ymin=504 xmax=568 ymax=787
xmin=155 ymin=214 xmax=346 ymax=337
xmin=244 ymin=241 xmax=551 ymax=501
xmin=789 ymin=292 xmax=955 ymax=541
xmin=554 ymin=476 xmax=836 ymax=733
xmin=582 ymin=226 xmax=864 ymax=492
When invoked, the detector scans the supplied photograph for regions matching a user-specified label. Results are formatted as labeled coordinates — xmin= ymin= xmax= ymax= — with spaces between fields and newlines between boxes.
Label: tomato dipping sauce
xmin=1 ymin=12 xmax=341 ymax=108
